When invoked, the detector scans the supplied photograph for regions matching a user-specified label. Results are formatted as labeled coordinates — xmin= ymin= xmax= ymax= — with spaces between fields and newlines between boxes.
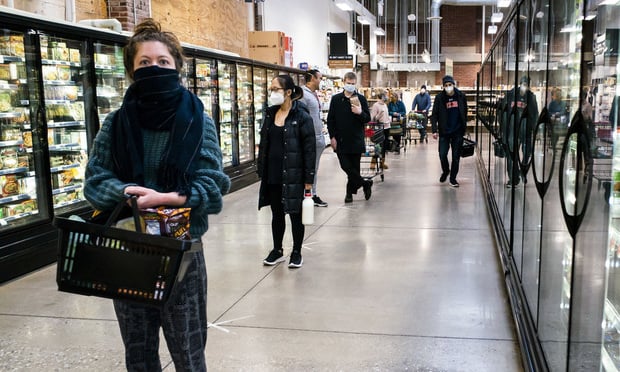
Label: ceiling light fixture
xmin=374 ymin=27 xmax=386 ymax=36
xmin=488 ymin=25 xmax=498 ymax=34
xmin=497 ymin=0 xmax=511 ymax=8
xmin=357 ymin=16 xmax=371 ymax=25
xmin=491 ymin=12 xmax=504 ymax=23
xmin=335 ymin=1 xmax=353 ymax=11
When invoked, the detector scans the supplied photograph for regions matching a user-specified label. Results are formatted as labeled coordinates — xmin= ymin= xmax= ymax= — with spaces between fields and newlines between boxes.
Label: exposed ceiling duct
xmin=430 ymin=0 xmax=497 ymax=63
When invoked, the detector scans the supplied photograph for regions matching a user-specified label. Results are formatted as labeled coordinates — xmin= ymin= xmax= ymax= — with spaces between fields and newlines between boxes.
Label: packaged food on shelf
xmin=57 ymin=65 xmax=71 ymax=81
xmin=0 ymin=35 xmax=24 ymax=57
xmin=0 ymin=92 xmax=12 ymax=112
xmin=0 ymin=148 xmax=18 ymax=169
xmin=52 ymin=42 xmax=69 ymax=62
xmin=43 ymin=65 xmax=58 ymax=81
xmin=5 ymin=199 xmax=37 ymax=216
xmin=52 ymin=169 xmax=76 ymax=189
xmin=63 ymin=85 xmax=78 ymax=101
xmin=0 ymin=64 xmax=10 ymax=80
xmin=16 ymin=153 xmax=29 ymax=169
xmin=0 ymin=175 xmax=19 ymax=197
xmin=0 ymin=126 xmax=22 ymax=142
xmin=69 ymin=49 xmax=80 ymax=63
xmin=22 ymin=131 xmax=32 ymax=147
xmin=18 ymin=176 xmax=35 ymax=195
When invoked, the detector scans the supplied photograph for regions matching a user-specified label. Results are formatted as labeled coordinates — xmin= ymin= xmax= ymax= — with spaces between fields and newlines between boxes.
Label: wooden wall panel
xmin=3 ymin=0 xmax=249 ymax=57
xmin=152 ymin=0 xmax=249 ymax=57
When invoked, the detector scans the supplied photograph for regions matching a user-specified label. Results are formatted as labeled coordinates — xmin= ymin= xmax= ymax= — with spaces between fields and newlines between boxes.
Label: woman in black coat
xmin=257 ymin=74 xmax=316 ymax=268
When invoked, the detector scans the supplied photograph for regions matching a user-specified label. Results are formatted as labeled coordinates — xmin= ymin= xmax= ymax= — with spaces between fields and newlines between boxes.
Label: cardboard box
xmin=249 ymin=47 xmax=284 ymax=65
xmin=249 ymin=31 xmax=284 ymax=49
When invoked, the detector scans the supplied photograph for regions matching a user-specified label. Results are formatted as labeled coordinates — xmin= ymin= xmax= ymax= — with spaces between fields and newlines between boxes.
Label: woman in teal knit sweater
xmin=84 ymin=19 xmax=229 ymax=371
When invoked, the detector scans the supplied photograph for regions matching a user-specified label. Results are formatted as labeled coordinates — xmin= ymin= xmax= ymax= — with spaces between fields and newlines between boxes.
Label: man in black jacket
xmin=431 ymin=75 xmax=468 ymax=187
xmin=327 ymin=72 xmax=372 ymax=203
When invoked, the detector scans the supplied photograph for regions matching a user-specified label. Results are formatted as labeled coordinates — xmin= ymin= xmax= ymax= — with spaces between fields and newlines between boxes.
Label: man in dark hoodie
xmin=500 ymin=76 xmax=539 ymax=187
xmin=431 ymin=75 xmax=468 ymax=187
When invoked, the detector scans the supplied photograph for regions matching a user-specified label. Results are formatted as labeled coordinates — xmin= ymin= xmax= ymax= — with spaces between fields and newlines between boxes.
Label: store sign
xmin=328 ymin=54 xmax=353 ymax=69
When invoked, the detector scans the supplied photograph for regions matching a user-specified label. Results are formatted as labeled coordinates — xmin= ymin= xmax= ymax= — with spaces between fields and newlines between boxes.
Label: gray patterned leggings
xmin=113 ymin=250 xmax=208 ymax=372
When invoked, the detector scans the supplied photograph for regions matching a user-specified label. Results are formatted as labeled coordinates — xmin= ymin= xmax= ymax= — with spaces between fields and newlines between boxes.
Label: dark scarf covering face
xmin=111 ymin=65 xmax=204 ymax=196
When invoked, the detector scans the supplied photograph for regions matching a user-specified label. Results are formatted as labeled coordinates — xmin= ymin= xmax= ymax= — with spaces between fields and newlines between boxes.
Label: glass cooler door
xmin=193 ymin=57 xmax=217 ymax=120
xmin=0 ymin=28 xmax=42 ymax=230
xmin=236 ymin=63 xmax=253 ymax=164
xmin=218 ymin=61 xmax=235 ymax=167
xmin=39 ymin=33 xmax=88 ymax=214
xmin=93 ymin=42 xmax=126 ymax=127
xmin=253 ymin=66 xmax=267 ymax=158
xmin=600 ymin=3 xmax=620 ymax=370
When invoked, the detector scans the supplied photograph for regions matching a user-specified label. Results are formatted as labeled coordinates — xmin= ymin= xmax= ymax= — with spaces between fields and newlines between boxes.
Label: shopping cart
xmin=387 ymin=115 xmax=406 ymax=153
xmin=407 ymin=110 xmax=429 ymax=144
xmin=362 ymin=122 xmax=385 ymax=182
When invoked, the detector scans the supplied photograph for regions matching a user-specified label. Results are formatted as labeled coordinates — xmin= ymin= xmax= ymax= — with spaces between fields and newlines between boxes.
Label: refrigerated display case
xmin=237 ymin=63 xmax=254 ymax=164
xmin=218 ymin=61 xmax=235 ymax=168
xmin=476 ymin=0 xmax=619 ymax=370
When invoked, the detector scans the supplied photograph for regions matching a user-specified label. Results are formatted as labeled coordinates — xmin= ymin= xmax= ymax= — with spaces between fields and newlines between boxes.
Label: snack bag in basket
xmin=140 ymin=207 xmax=192 ymax=240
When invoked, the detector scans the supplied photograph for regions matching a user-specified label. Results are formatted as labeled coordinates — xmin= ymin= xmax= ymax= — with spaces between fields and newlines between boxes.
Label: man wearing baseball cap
xmin=431 ymin=75 xmax=468 ymax=187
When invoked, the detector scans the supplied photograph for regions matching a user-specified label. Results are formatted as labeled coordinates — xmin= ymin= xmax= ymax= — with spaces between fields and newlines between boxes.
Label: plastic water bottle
xmin=302 ymin=190 xmax=314 ymax=225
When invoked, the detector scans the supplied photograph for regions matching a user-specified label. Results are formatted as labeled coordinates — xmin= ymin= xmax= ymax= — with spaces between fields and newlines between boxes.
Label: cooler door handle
xmin=532 ymin=107 xmax=554 ymax=198
xmin=559 ymin=110 xmax=593 ymax=238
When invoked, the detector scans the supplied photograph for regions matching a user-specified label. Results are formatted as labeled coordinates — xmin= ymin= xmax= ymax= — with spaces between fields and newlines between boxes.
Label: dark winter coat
xmin=430 ymin=87 xmax=468 ymax=137
xmin=257 ymin=100 xmax=316 ymax=214
xmin=500 ymin=87 xmax=539 ymax=148
xmin=326 ymin=91 xmax=371 ymax=154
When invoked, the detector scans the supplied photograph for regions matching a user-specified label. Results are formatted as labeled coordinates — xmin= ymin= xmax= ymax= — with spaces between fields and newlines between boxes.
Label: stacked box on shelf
xmin=248 ymin=31 xmax=285 ymax=66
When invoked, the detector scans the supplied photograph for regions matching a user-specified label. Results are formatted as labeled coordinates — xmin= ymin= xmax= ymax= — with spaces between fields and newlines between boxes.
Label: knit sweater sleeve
xmin=84 ymin=110 xmax=137 ymax=211
xmin=183 ymin=114 xmax=231 ymax=223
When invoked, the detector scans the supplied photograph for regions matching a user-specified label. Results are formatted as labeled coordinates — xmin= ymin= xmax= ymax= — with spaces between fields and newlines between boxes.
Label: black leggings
xmin=267 ymin=184 xmax=304 ymax=252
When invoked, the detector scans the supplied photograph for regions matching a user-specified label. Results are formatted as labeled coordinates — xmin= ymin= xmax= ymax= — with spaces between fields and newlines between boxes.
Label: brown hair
xmin=123 ymin=18 xmax=185 ymax=80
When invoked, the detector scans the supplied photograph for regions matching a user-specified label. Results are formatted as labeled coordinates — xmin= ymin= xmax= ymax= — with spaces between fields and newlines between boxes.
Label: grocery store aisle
xmin=0 ymin=140 xmax=523 ymax=371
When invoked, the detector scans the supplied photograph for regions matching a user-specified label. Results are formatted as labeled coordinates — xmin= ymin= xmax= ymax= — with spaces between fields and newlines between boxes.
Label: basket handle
xmin=103 ymin=194 xmax=143 ymax=233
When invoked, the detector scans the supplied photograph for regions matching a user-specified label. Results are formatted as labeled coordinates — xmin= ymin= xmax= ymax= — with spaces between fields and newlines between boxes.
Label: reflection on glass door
xmin=93 ymin=42 xmax=125 ymax=126
xmin=218 ymin=61 xmax=235 ymax=167
xmin=599 ymin=2 xmax=620 ymax=371
xmin=237 ymin=64 xmax=253 ymax=163
xmin=253 ymin=67 xmax=266 ymax=158
xmin=39 ymin=34 xmax=88 ymax=214
xmin=0 ymin=28 xmax=42 ymax=230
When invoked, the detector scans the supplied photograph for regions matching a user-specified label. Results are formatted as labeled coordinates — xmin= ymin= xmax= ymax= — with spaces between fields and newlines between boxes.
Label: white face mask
xmin=520 ymin=85 xmax=528 ymax=95
xmin=343 ymin=83 xmax=356 ymax=93
xmin=444 ymin=86 xmax=454 ymax=94
xmin=269 ymin=91 xmax=285 ymax=106
xmin=420 ymin=89 xmax=426 ymax=94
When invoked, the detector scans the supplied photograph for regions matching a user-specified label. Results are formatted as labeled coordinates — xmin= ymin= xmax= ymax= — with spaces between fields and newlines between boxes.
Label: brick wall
xmin=107 ymin=0 xmax=150 ymax=31
xmin=441 ymin=6 xmax=479 ymax=49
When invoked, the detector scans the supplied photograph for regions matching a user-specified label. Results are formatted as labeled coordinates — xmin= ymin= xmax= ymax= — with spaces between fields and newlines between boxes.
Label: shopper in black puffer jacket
xmin=257 ymin=74 xmax=316 ymax=268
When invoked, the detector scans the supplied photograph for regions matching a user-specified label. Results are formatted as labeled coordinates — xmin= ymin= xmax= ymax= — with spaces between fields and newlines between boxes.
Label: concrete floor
xmin=0 ymin=140 xmax=523 ymax=371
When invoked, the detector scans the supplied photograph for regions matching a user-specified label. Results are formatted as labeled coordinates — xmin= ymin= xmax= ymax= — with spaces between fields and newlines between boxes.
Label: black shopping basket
xmin=53 ymin=197 xmax=202 ymax=307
